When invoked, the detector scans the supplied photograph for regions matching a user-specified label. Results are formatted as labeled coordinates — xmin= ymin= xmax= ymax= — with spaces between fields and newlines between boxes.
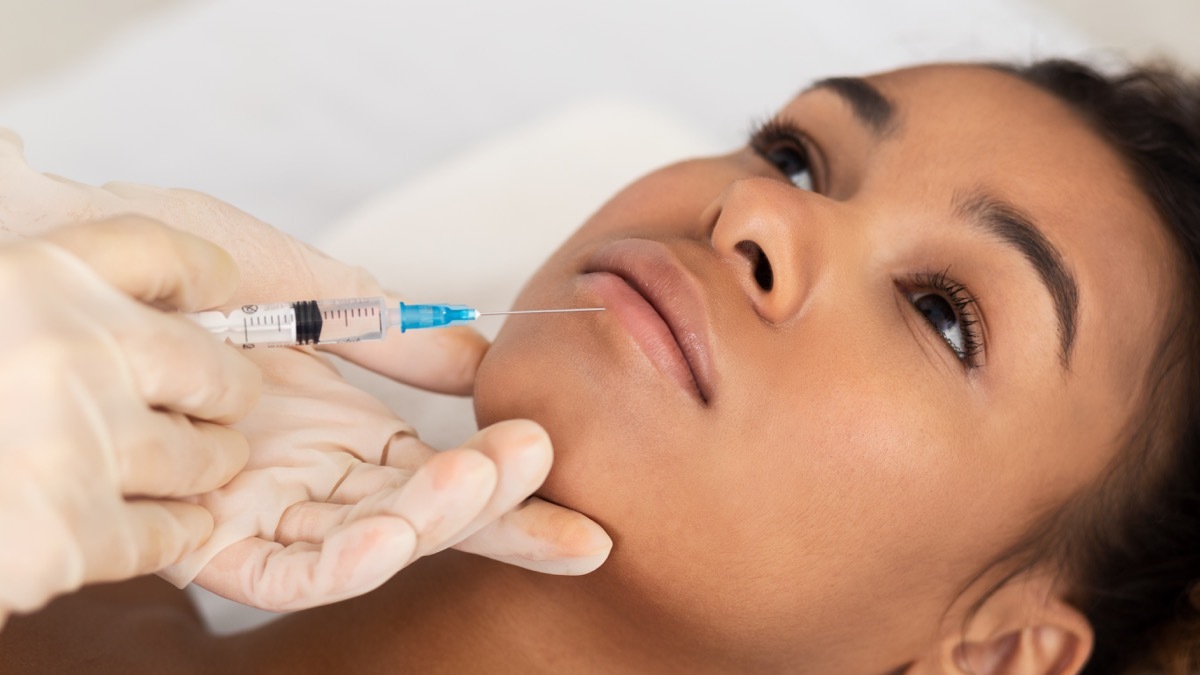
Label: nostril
xmin=735 ymin=240 xmax=774 ymax=292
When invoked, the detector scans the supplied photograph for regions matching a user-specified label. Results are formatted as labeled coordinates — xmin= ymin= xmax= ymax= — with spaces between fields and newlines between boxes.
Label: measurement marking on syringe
xmin=235 ymin=312 xmax=297 ymax=342
xmin=322 ymin=306 xmax=378 ymax=327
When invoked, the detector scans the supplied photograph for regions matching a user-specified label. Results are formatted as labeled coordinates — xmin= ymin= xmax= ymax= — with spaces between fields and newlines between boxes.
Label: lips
xmin=581 ymin=239 xmax=715 ymax=404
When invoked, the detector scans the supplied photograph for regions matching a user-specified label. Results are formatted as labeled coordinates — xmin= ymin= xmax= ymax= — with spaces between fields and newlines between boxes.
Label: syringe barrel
xmin=197 ymin=297 xmax=389 ymax=348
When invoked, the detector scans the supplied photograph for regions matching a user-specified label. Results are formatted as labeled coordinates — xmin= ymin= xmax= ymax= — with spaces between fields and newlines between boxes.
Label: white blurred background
xmin=0 ymin=0 xmax=1194 ymax=244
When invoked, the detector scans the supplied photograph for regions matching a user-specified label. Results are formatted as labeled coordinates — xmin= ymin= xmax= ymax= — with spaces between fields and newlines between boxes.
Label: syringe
xmin=188 ymin=297 xmax=603 ymax=348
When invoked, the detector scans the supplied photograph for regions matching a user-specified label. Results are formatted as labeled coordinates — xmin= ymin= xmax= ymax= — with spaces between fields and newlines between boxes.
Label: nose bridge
xmin=707 ymin=177 xmax=858 ymax=325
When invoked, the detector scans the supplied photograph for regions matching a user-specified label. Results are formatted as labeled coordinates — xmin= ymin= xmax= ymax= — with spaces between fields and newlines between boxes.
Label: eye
xmin=910 ymin=291 xmax=969 ymax=357
xmin=766 ymin=146 xmax=814 ymax=191
xmin=749 ymin=118 xmax=816 ymax=191
xmin=904 ymin=270 xmax=983 ymax=367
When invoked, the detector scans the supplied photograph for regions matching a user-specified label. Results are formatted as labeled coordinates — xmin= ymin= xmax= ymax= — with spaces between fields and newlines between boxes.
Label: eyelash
xmin=906 ymin=269 xmax=984 ymax=368
xmin=748 ymin=117 xmax=817 ymax=191
xmin=749 ymin=117 xmax=985 ymax=369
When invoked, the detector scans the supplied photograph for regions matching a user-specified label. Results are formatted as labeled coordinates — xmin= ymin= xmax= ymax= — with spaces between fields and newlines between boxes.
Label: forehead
xmin=798 ymin=64 xmax=1177 ymax=402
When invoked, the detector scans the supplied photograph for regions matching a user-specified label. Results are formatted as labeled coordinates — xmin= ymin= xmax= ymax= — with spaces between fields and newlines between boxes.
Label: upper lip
xmin=584 ymin=239 xmax=716 ymax=403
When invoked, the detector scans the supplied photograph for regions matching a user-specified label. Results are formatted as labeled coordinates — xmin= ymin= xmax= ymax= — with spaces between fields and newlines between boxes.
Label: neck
xmin=237 ymin=551 xmax=728 ymax=673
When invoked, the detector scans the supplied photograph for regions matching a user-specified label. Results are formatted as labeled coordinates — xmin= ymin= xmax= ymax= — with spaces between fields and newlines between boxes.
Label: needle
xmin=477 ymin=308 xmax=605 ymax=316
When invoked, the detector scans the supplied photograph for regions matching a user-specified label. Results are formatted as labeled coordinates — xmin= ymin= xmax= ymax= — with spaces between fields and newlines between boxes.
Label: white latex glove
xmin=0 ymin=129 xmax=612 ymax=612
xmin=165 ymin=347 xmax=589 ymax=610
xmin=0 ymin=217 xmax=260 ymax=627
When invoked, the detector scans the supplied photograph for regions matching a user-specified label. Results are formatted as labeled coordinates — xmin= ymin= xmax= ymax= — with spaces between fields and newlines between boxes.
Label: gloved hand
xmin=0 ymin=129 xmax=612 ymax=612
xmin=0 ymin=217 xmax=261 ymax=627
xmin=102 ymin=182 xmax=613 ymax=610
xmin=161 ymin=346 xmax=583 ymax=610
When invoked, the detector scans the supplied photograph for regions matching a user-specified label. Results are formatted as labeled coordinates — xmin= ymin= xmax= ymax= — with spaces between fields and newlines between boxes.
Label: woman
xmin=3 ymin=58 xmax=1198 ymax=674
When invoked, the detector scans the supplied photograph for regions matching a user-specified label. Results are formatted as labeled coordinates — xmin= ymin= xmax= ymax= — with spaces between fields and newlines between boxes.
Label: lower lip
xmin=581 ymin=271 xmax=703 ymax=401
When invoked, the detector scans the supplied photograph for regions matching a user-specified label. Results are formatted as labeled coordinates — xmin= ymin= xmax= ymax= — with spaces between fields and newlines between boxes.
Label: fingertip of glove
xmin=170 ymin=500 xmax=216 ymax=535
xmin=495 ymin=547 xmax=611 ymax=576
xmin=526 ymin=519 xmax=612 ymax=575
xmin=152 ymin=500 xmax=217 ymax=555
xmin=474 ymin=419 xmax=553 ymax=460
xmin=557 ymin=516 xmax=613 ymax=562
xmin=549 ymin=549 xmax=612 ymax=576
xmin=429 ymin=447 xmax=499 ymax=494
xmin=332 ymin=515 xmax=421 ymax=579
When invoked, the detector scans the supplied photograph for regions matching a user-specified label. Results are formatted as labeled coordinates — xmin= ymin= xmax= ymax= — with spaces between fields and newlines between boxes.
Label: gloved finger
xmin=41 ymin=215 xmax=240 ymax=312
xmin=90 ymin=500 xmax=214 ymax=583
xmin=377 ymin=430 xmax=438 ymax=471
xmin=322 ymin=431 xmax=438 ymax=501
xmin=117 ymin=411 xmax=249 ymax=498
xmin=116 ymin=304 xmax=261 ymax=424
xmin=272 ymin=502 xmax=344 ymax=545
xmin=320 ymin=293 xmax=488 ymax=396
xmin=319 ymin=462 xmax=414 ymax=506
xmin=455 ymin=497 xmax=612 ymax=575
xmin=195 ymin=516 xmax=419 ymax=611
xmin=275 ymin=450 xmax=497 ymax=558
xmin=433 ymin=419 xmax=553 ymax=552
xmin=321 ymin=427 xmax=501 ymax=505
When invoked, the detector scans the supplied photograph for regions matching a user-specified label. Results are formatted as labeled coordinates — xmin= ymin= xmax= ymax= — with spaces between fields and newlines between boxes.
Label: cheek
xmin=564 ymin=157 xmax=746 ymax=240
xmin=728 ymin=357 xmax=967 ymax=565
xmin=696 ymin=366 xmax=1009 ymax=650
xmin=476 ymin=280 xmax=1010 ymax=650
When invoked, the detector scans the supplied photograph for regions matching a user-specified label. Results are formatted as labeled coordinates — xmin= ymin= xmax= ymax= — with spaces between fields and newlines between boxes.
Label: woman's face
xmin=475 ymin=65 xmax=1176 ymax=667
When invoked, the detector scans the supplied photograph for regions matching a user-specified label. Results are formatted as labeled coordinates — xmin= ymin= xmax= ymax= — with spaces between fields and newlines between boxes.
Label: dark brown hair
xmin=989 ymin=59 xmax=1200 ymax=674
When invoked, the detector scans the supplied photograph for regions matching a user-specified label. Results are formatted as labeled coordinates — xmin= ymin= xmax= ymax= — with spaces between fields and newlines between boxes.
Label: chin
xmin=473 ymin=327 xmax=618 ymax=518
xmin=474 ymin=331 xmax=578 ymax=499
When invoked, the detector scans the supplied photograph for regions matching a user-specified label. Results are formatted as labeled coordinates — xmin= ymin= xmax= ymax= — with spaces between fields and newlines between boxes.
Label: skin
xmin=0 ymin=64 xmax=1181 ymax=673
xmin=472 ymin=64 xmax=1176 ymax=671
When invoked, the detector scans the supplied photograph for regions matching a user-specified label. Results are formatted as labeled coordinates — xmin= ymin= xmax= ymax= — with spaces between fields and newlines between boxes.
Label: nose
xmin=706 ymin=177 xmax=845 ymax=325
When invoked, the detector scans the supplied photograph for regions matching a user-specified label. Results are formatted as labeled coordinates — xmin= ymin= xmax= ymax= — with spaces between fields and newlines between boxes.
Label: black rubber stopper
xmin=292 ymin=300 xmax=324 ymax=345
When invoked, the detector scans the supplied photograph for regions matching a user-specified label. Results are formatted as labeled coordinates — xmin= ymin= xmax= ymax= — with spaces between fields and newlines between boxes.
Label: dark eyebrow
xmin=809 ymin=76 xmax=897 ymax=136
xmin=953 ymin=189 xmax=1080 ymax=367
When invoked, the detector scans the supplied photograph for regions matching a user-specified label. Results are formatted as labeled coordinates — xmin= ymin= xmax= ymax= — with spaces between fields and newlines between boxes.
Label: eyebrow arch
xmin=809 ymin=76 xmax=897 ymax=136
xmin=953 ymin=189 xmax=1080 ymax=367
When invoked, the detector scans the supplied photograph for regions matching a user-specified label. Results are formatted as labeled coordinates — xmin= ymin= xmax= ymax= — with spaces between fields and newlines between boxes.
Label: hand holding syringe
xmin=189 ymin=297 xmax=603 ymax=348
xmin=0 ymin=172 xmax=614 ymax=611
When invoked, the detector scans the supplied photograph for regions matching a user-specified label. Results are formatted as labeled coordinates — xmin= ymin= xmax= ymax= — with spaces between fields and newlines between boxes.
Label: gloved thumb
xmin=444 ymin=419 xmax=612 ymax=575
xmin=454 ymin=496 xmax=612 ymax=575
xmin=319 ymin=289 xmax=489 ymax=395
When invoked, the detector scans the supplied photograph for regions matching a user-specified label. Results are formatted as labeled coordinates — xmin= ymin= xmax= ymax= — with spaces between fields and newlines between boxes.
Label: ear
xmin=934 ymin=574 xmax=1094 ymax=674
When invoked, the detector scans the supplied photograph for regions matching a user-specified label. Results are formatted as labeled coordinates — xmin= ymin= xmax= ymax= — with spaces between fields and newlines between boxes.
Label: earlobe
xmin=935 ymin=575 xmax=1094 ymax=674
